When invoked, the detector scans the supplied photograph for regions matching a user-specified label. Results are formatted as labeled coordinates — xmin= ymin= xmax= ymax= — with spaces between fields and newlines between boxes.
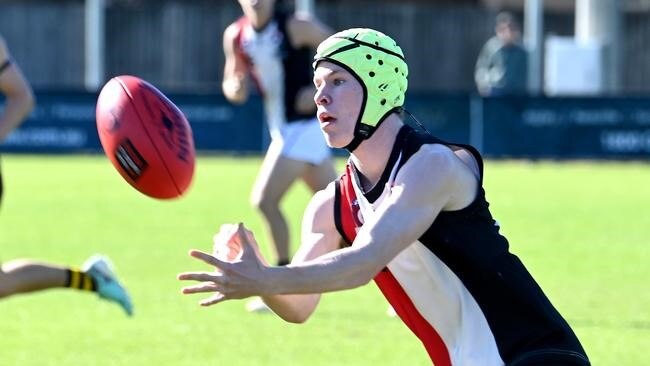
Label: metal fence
xmin=2 ymin=1 xmax=649 ymax=94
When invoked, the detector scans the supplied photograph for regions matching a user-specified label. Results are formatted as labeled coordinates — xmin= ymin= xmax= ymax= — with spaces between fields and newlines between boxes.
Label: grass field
xmin=0 ymin=155 xmax=647 ymax=365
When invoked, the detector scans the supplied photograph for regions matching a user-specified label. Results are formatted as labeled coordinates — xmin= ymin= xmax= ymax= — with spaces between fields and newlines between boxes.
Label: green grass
xmin=0 ymin=155 xmax=648 ymax=365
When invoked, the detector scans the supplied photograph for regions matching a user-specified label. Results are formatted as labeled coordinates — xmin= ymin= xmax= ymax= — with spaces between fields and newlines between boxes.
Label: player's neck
xmin=350 ymin=117 xmax=402 ymax=189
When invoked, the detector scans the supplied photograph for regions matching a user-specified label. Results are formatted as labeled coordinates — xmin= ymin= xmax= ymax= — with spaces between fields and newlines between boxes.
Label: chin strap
xmin=344 ymin=107 xmax=413 ymax=152
xmin=344 ymin=108 xmax=399 ymax=152
xmin=343 ymin=135 xmax=363 ymax=152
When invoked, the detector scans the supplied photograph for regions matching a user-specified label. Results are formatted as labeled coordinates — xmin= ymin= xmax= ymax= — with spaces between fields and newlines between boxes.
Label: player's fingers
xmin=177 ymin=271 xmax=223 ymax=283
xmin=181 ymin=282 xmax=220 ymax=294
xmin=189 ymin=249 xmax=231 ymax=269
xmin=236 ymin=223 xmax=254 ymax=251
xmin=200 ymin=293 xmax=227 ymax=306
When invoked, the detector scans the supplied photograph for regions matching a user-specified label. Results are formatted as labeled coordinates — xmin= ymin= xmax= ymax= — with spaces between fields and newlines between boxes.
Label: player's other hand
xmin=178 ymin=223 xmax=270 ymax=306
xmin=222 ymin=74 xmax=247 ymax=104
xmin=212 ymin=223 xmax=268 ymax=265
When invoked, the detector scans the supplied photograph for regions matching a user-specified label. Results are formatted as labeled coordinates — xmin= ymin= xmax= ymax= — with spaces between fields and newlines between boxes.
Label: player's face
xmin=313 ymin=62 xmax=364 ymax=148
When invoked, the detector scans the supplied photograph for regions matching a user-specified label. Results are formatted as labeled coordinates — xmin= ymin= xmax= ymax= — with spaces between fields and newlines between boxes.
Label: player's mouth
xmin=318 ymin=111 xmax=336 ymax=125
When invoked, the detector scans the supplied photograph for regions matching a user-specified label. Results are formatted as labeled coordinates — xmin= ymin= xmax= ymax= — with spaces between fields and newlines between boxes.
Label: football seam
xmin=115 ymin=76 xmax=183 ymax=197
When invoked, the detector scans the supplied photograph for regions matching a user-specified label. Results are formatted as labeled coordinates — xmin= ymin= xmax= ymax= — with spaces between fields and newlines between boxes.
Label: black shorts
xmin=508 ymin=349 xmax=590 ymax=366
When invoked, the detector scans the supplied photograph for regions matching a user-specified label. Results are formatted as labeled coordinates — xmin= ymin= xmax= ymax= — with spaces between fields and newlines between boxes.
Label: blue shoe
xmin=83 ymin=255 xmax=133 ymax=316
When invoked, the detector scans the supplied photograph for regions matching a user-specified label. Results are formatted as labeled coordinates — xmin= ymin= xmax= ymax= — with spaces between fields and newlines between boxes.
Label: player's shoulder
xmin=286 ymin=12 xmax=331 ymax=47
xmin=288 ymin=11 xmax=315 ymax=26
xmin=415 ymin=142 xmax=457 ymax=162
xmin=224 ymin=17 xmax=247 ymax=40
xmin=402 ymin=143 xmax=460 ymax=180
xmin=287 ymin=13 xmax=314 ymax=34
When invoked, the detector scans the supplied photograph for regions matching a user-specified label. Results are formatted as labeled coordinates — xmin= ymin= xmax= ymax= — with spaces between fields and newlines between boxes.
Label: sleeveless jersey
xmin=234 ymin=11 xmax=314 ymax=139
xmin=334 ymin=125 xmax=588 ymax=365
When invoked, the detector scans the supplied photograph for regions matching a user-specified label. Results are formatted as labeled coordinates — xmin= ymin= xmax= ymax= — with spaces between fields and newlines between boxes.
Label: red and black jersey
xmin=232 ymin=11 xmax=314 ymax=131
xmin=334 ymin=125 xmax=589 ymax=366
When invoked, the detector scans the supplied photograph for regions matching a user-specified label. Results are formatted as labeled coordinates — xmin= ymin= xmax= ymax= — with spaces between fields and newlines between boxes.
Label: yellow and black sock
xmin=65 ymin=268 xmax=97 ymax=292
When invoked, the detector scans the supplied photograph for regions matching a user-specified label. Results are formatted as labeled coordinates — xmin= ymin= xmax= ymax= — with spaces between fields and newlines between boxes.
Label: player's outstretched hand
xmin=212 ymin=223 xmax=269 ymax=265
xmin=178 ymin=223 xmax=269 ymax=306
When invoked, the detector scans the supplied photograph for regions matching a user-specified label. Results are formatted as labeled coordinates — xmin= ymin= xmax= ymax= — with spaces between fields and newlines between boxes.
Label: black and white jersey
xmin=334 ymin=125 xmax=589 ymax=365
xmin=233 ymin=12 xmax=314 ymax=139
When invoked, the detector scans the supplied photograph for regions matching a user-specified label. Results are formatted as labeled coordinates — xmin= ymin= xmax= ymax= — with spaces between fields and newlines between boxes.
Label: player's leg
xmin=247 ymin=119 xmax=332 ymax=313
xmin=0 ymin=259 xmax=68 ymax=296
xmin=250 ymin=143 xmax=307 ymax=265
xmin=247 ymin=147 xmax=307 ymax=313
xmin=0 ymin=256 xmax=133 ymax=316
xmin=302 ymin=158 xmax=337 ymax=193
xmin=292 ymin=118 xmax=337 ymax=193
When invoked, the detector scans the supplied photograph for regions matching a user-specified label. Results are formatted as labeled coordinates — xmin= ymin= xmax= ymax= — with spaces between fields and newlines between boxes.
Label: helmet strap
xmin=343 ymin=109 xmax=395 ymax=152
xmin=344 ymin=121 xmax=372 ymax=152
xmin=344 ymin=135 xmax=364 ymax=152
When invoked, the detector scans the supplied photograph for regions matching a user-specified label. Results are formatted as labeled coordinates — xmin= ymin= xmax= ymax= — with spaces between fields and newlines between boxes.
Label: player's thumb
xmin=236 ymin=223 xmax=257 ymax=260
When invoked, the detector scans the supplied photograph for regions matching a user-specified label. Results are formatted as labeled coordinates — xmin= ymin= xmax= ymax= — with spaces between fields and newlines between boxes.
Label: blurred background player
xmin=474 ymin=11 xmax=528 ymax=96
xmin=221 ymin=0 xmax=337 ymax=311
xmin=0 ymin=35 xmax=133 ymax=316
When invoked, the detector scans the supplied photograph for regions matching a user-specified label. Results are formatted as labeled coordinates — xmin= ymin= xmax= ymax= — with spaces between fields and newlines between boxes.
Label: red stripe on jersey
xmin=375 ymin=270 xmax=451 ymax=366
xmin=337 ymin=165 xmax=451 ymax=365
xmin=338 ymin=165 xmax=361 ymax=243
xmin=234 ymin=17 xmax=252 ymax=68
xmin=234 ymin=16 xmax=262 ymax=93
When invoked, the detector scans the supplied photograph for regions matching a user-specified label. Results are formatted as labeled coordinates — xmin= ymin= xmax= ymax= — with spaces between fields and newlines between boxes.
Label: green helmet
xmin=313 ymin=28 xmax=408 ymax=151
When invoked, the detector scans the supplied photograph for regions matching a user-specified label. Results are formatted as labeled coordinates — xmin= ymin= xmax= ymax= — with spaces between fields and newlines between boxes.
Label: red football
xmin=96 ymin=75 xmax=195 ymax=199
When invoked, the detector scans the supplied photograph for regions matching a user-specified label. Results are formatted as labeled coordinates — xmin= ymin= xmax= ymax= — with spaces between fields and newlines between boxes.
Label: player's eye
xmin=333 ymin=78 xmax=344 ymax=86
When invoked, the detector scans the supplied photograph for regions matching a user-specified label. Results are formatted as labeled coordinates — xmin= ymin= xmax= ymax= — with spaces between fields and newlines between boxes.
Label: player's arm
xmin=259 ymin=183 xmax=342 ymax=323
xmin=288 ymin=15 xmax=333 ymax=114
xmin=264 ymin=145 xmax=468 ymax=293
xmin=180 ymin=184 xmax=342 ymax=323
xmin=221 ymin=23 xmax=248 ymax=104
xmin=287 ymin=14 xmax=333 ymax=49
xmin=179 ymin=145 xmax=475 ymax=297
xmin=0 ymin=37 xmax=35 ymax=143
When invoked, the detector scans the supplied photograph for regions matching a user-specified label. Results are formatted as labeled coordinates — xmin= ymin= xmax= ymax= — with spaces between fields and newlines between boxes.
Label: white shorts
xmin=268 ymin=118 xmax=331 ymax=165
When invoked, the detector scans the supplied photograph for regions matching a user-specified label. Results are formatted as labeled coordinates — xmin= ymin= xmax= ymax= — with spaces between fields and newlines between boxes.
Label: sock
xmin=277 ymin=259 xmax=290 ymax=266
xmin=65 ymin=268 xmax=97 ymax=292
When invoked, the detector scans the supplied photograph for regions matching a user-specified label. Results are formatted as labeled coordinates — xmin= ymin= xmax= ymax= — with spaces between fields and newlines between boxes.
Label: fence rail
xmin=1 ymin=2 xmax=650 ymax=94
